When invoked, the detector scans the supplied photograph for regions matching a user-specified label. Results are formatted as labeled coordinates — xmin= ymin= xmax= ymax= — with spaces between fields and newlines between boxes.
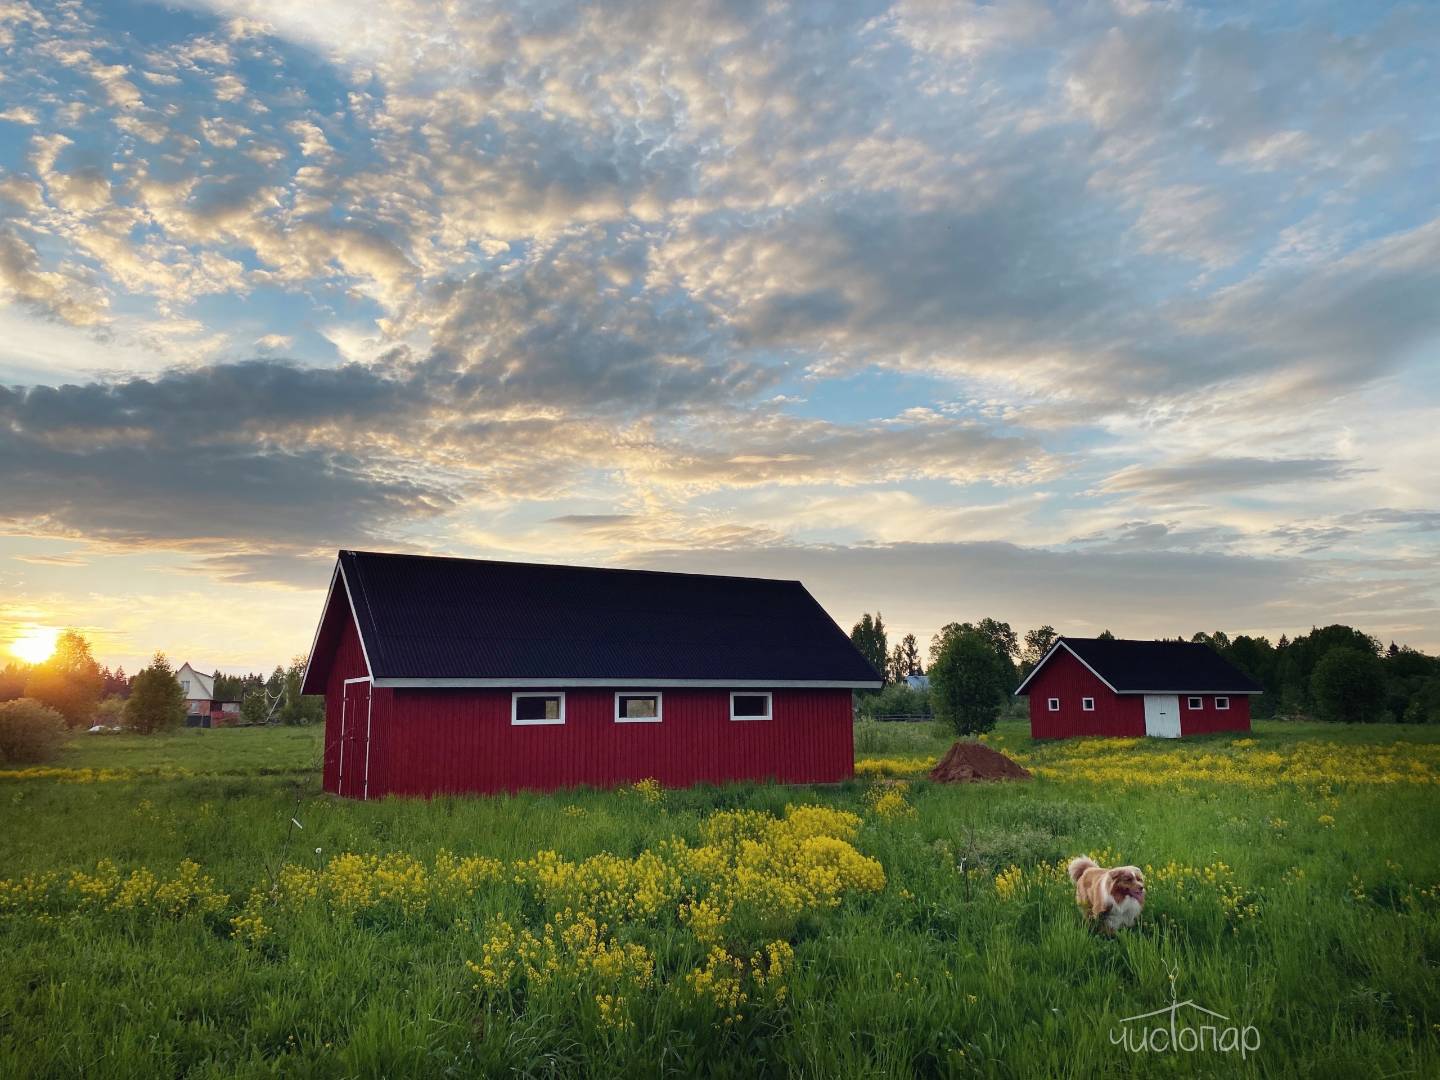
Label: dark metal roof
xmin=331 ymin=550 xmax=883 ymax=686
xmin=1018 ymin=637 xmax=1264 ymax=695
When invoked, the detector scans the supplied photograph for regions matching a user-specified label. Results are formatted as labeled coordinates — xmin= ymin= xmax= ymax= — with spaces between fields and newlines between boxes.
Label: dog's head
xmin=1109 ymin=866 xmax=1146 ymax=903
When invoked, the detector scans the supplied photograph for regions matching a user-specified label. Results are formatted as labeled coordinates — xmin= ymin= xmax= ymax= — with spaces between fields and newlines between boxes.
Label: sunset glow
xmin=10 ymin=627 xmax=59 ymax=666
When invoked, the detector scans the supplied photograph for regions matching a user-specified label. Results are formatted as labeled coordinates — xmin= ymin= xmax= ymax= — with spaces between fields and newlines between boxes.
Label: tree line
xmin=0 ymin=631 xmax=325 ymax=762
xmin=849 ymin=615 xmax=1440 ymax=735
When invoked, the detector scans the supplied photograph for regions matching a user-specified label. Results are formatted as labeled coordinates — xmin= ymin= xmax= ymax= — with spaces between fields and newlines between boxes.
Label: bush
xmin=94 ymin=698 xmax=125 ymax=728
xmin=855 ymin=683 xmax=931 ymax=722
xmin=0 ymin=698 xmax=69 ymax=763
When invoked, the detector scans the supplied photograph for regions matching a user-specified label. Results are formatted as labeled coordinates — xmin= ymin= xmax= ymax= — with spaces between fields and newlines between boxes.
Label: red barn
xmin=300 ymin=551 xmax=882 ymax=798
xmin=1016 ymin=637 xmax=1260 ymax=739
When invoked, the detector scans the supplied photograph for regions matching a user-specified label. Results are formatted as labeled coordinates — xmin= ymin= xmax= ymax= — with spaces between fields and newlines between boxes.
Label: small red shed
xmin=300 ymin=551 xmax=882 ymax=798
xmin=1016 ymin=637 xmax=1260 ymax=739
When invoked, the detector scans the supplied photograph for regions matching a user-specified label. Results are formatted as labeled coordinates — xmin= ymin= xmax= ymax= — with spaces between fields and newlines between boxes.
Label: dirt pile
xmin=928 ymin=740 xmax=1032 ymax=783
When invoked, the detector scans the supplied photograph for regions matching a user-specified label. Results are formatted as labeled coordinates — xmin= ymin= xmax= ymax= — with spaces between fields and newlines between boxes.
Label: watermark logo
xmin=1109 ymin=969 xmax=1260 ymax=1060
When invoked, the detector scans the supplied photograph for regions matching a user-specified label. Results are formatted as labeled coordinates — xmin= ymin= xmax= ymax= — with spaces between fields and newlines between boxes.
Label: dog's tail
xmin=1067 ymin=856 xmax=1097 ymax=883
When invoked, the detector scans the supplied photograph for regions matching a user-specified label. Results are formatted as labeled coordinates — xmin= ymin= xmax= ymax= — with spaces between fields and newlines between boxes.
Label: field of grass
xmin=2 ymin=719 xmax=1438 ymax=1077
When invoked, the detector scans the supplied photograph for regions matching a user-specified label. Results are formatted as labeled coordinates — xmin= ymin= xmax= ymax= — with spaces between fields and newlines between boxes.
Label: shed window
xmin=615 ymin=693 xmax=662 ymax=723
xmin=1214 ymin=696 xmax=1230 ymax=711
xmin=1081 ymin=697 xmax=1095 ymax=711
xmin=1187 ymin=696 xmax=1203 ymax=710
xmin=512 ymin=692 xmax=565 ymax=725
xmin=730 ymin=692 xmax=772 ymax=721
xmin=1047 ymin=697 xmax=1060 ymax=712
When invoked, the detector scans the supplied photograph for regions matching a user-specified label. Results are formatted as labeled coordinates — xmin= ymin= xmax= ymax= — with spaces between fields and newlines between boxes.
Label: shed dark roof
xmin=1017 ymin=637 xmax=1263 ymax=695
xmin=309 ymin=550 xmax=882 ymax=688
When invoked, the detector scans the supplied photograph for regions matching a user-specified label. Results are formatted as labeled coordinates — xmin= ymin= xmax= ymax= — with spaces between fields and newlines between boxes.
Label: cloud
xmin=1101 ymin=456 xmax=1360 ymax=499
xmin=0 ymin=362 xmax=450 ymax=548
xmin=2 ymin=0 xmax=1439 ymax=662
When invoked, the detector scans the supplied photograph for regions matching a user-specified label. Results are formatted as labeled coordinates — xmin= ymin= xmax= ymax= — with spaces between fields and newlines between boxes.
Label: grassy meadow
xmin=2 ymin=719 xmax=1438 ymax=1078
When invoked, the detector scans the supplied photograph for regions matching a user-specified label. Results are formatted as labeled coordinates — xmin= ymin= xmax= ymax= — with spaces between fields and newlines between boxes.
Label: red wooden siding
xmin=314 ymin=596 xmax=853 ymax=798
xmin=1025 ymin=649 xmax=1144 ymax=738
xmin=363 ymin=687 xmax=854 ymax=797
xmin=1180 ymin=694 xmax=1251 ymax=735
xmin=1024 ymin=649 xmax=1253 ymax=738
xmin=320 ymin=609 xmax=370 ymax=796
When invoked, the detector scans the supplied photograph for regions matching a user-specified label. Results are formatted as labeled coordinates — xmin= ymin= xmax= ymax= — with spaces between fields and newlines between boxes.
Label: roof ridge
xmin=342 ymin=549 xmax=805 ymax=587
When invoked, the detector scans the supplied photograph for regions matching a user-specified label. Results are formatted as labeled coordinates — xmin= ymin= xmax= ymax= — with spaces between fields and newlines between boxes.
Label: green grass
xmin=2 ymin=721 xmax=1438 ymax=1078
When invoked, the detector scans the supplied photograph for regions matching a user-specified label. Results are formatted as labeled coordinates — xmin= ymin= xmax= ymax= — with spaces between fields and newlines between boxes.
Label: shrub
xmin=855 ymin=683 xmax=930 ymax=722
xmin=0 ymin=698 xmax=69 ymax=763
xmin=94 ymin=698 xmax=125 ymax=728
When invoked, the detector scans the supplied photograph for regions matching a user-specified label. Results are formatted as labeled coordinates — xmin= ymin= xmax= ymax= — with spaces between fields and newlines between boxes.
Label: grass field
xmin=2 ymin=720 xmax=1438 ymax=1078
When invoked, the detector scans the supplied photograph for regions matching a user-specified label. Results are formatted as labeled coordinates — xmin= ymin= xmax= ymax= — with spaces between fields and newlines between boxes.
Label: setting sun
xmin=10 ymin=627 xmax=59 ymax=665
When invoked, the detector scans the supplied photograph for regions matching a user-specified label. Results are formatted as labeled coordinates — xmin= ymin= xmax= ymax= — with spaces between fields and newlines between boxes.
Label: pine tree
xmin=849 ymin=613 xmax=889 ymax=682
xmin=123 ymin=653 xmax=186 ymax=734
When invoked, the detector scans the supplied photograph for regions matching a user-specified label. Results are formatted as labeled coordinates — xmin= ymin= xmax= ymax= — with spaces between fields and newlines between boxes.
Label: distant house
xmin=904 ymin=675 xmax=930 ymax=691
xmin=1015 ymin=637 xmax=1260 ymax=739
xmin=175 ymin=663 xmax=214 ymax=717
xmin=175 ymin=664 xmax=244 ymax=727
xmin=300 ymin=550 xmax=882 ymax=799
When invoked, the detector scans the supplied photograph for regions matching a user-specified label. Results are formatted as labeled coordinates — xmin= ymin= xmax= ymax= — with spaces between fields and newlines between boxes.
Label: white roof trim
xmin=300 ymin=562 xmax=340 ymax=693
xmin=338 ymin=561 xmax=375 ymax=680
xmin=1131 ymin=689 xmax=1262 ymax=696
xmin=302 ymin=559 xmax=374 ymax=693
xmin=374 ymin=677 xmax=882 ymax=690
xmin=1014 ymin=639 xmax=1259 ymax=696
xmin=1014 ymin=639 xmax=1118 ymax=695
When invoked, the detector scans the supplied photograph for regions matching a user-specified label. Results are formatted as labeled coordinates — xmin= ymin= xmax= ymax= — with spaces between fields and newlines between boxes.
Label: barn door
xmin=339 ymin=679 xmax=372 ymax=798
xmin=1143 ymin=695 xmax=1181 ymax=738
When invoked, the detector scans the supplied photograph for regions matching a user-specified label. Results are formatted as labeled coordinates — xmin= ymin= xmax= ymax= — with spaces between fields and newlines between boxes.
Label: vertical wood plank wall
xmin=366 ymin=687 xmax=854 ymax=797
xmin=1025 ymin=648 xmax=1252 ymax=738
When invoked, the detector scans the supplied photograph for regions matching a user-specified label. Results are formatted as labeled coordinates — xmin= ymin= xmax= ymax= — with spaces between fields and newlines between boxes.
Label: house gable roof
xmin=304 ymin=550 xmax=883 ymax=690
xmin=175 ymin=662 xmax=214 ymax=699
xmin=1015 ymin=637 xmax=1263 ymax=696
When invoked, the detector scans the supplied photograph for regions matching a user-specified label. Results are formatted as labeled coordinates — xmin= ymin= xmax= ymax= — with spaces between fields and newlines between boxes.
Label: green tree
xmin=24 ymin=630 xmax=103 ymax=727
xmin=279 ymin=657 xmax=324 ymax=725
xmin=240 ymin=688 xmax=272 ymax=726
xmin=123 ymin=653 xmax=187 ymax=734
xmin=0 ymin=661 xmax=27 ymax=702
xmin=929 ymin=627 xmax=1011 ymax=736
xmin=931 ymin=619 xmax=1018 ymax=690
xmin=1403 ymin=678 xmax=1440 ymax=724
xmin=886 ymin=633 xmax=923 ymax=683
xmin=1096 ymin=629 xmax=1116 ymax=641
xmin=1020 ymin=625 xmax=1058 ymax=676
xmin=849 ymin=613 xmax=889 ymax=683
xmin=1310 ymin=648 xmax=1387 ymax=723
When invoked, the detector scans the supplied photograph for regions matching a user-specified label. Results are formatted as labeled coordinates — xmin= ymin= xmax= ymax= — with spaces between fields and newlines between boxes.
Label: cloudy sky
xmin=1 ymin=0 xmax=1437 ymax=672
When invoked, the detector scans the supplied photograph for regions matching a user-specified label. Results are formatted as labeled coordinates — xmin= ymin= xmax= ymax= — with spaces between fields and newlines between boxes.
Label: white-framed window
xmin=181 ymin=680 xmax=190 ymax=693
xmin=511 ymin=692 xmax=565 ymax=725
xmin=615 ymin=692 xmax=662 ymax=723
xmin=1214 ymin=696 xmax=1230 ymax=711
xmin=1047 ymin=697 xmax=1060 ymax=712
xmin=1187 ymin=696 xmax=1203 ymax=710
xmin=1082 ymin=697 xmax=1095 ymax=711
xmin=730 ymin=691 xmax=772 ymax=721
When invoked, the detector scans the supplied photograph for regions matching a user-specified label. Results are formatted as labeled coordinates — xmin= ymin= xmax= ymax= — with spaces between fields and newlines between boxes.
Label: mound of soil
xmin=928 ymin=740 xmax=1032 ymax=783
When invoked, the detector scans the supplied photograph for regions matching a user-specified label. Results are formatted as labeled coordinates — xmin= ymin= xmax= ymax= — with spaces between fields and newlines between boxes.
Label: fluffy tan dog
xmin=1067 ymin=856 xmax=1146 ymax=934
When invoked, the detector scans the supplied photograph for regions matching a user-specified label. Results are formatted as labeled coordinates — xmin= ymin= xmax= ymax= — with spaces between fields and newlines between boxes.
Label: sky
xmin=1 ymin=0 xmax=1438 ymax=674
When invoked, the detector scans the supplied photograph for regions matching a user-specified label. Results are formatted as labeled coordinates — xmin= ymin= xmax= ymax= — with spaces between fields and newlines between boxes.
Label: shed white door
xmin=1143 ymin=695 xmax=1181 ymax=738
